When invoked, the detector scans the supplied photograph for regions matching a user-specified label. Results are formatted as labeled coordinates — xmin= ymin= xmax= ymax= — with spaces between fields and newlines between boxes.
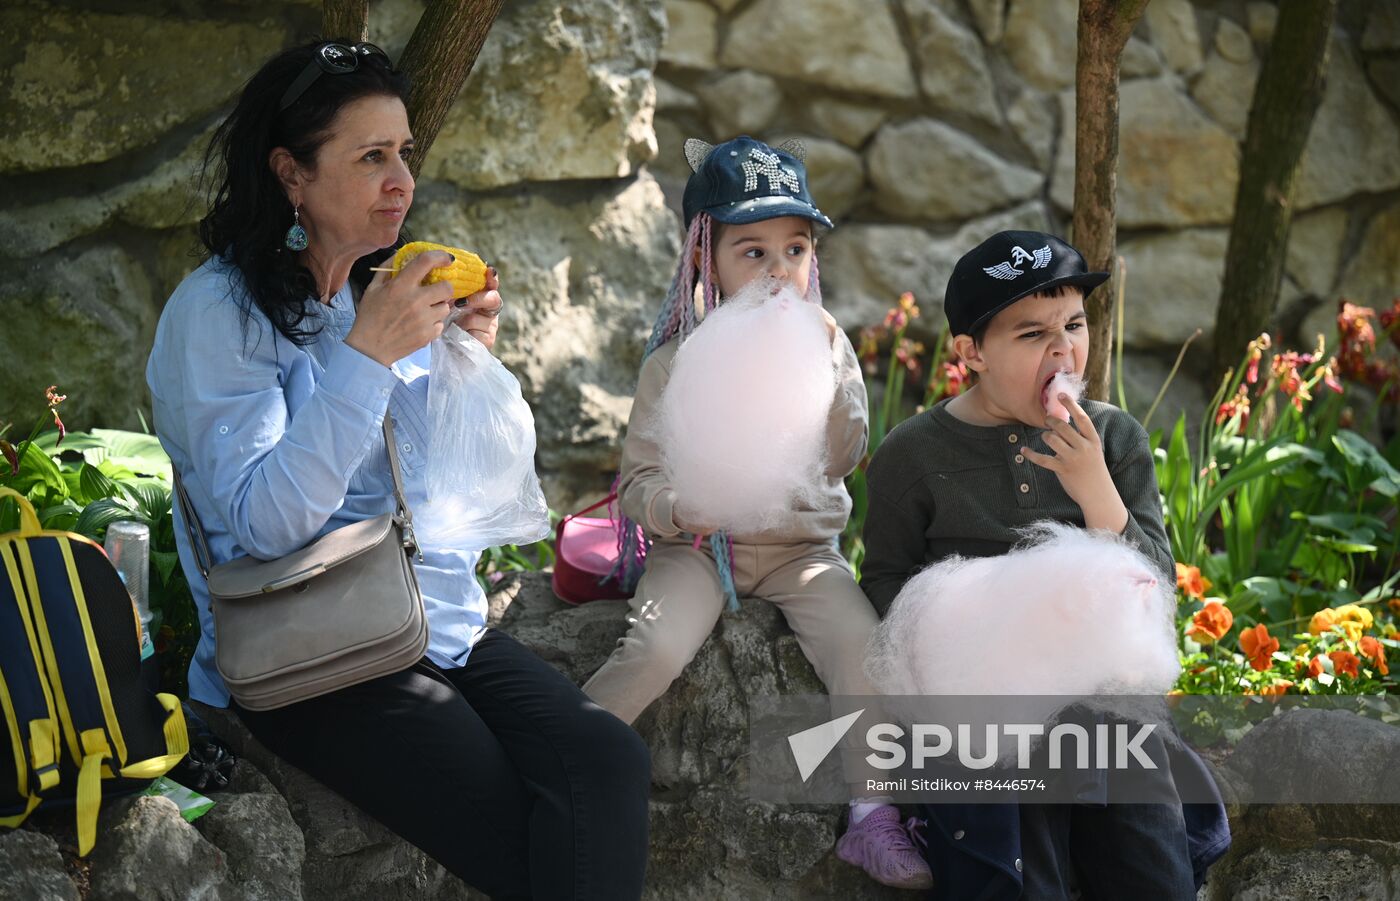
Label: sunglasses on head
xmin=279 ymin=41 xmax=393 ymax=112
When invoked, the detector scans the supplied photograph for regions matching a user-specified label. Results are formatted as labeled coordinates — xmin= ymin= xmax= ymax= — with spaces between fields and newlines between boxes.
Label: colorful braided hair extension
xmin=609 ymin=211 xmax=824 ymax=611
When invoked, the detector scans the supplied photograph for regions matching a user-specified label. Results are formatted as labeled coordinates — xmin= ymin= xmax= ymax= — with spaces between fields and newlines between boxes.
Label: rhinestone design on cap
xmin=741 ymin=148 xmax=800 ymax=194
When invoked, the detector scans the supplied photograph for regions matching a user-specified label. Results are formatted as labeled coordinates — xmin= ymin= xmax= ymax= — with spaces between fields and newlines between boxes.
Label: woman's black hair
xmin=198 ymin=38 xmax=410 ymax=345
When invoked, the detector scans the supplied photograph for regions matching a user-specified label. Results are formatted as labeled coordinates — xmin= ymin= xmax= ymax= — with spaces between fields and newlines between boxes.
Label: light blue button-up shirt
xmin=146 ymin=258 xmax=488 ymax=707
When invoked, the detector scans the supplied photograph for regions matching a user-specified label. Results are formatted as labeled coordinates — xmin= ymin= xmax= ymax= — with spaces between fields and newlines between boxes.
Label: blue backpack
xmin=0 ymin=487 xmax=188 ymax=854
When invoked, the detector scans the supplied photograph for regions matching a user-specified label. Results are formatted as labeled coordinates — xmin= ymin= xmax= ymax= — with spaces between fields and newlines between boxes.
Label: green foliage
xmin=1 ymin=423 xmax=198 ymax=696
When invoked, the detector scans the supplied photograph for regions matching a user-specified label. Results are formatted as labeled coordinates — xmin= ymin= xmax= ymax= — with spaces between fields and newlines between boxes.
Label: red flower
xmin=1378 ymin=299 xmax=1400 ymax=351
xmin=1359 ymin=636 xmax=1389 ymax=676
xmin=935 ymin=360 xmax=970 ymax=398
xmin=1186 ymin=601 xmax=1232 ymax=644
xmin=1176 ymin=563 xmax=1212 ymax=600
xmin=1239 ymin=624 xmax=1279 ymax=672
xmin=45 ymin=385 xmax=66 ymax=446
xmin=1244 ymin=334 xmax=1271 ymax=384
xmin=1215 ymin=384 xmax=1251 ymax=430
xmin=1329 ymin=650 xmax=1360 ymax=679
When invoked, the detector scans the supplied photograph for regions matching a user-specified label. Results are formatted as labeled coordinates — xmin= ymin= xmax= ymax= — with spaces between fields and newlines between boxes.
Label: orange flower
xmin=1308 ymin=608 xmax=1338 ymax=636
xmin=1328 ymin=650 xmax=1360 ymax=679
xmin=1215 ymin=383 xmax=1251 ymax=431
xmin=1256 ymin=681 xmax=1292 ymax=696
xmin=1239 ymin=624 xmax=1279 ymax=672
xmin=1307 ymin=655 xmax=1327 ymax=679
xmin=1186 ymin=601 xmax=1232 ymax=644
xmin=1359 ymin=636 xmax=1389 ymax=676
xmin=1388 ymin=598 xmax=1400 ymax=616
xmin=1176 ymin=563 xmax=1212 ymax=601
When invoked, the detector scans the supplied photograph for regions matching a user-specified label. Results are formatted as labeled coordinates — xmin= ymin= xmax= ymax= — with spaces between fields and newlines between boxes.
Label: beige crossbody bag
xmin=174 ymin=415 xmax=428 ymax=710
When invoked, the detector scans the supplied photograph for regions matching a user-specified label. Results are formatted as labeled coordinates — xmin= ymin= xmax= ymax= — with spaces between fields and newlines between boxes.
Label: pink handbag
xmin=552 ymin=493 xmax=641 ymax=604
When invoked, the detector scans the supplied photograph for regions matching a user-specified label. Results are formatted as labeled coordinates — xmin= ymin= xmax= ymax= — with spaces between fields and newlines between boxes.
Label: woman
xmin=146 ymin=39 xmax=650 ymax=899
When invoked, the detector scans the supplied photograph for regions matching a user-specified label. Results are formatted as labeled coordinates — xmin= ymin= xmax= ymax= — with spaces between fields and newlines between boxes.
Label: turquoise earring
xmin=284 ymin=205 xmax=308 ymax=251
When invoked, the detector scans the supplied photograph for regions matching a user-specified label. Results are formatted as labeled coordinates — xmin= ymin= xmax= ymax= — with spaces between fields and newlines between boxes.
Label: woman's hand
xmin=453 ymin=266 xmax=502 ymax=351
xmin=345 ymin=250 xmax=455 ymax=367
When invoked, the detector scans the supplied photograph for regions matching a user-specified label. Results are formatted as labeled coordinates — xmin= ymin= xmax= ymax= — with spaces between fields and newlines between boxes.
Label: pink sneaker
xmin=835 ymin=805 xmax=934 ymax=890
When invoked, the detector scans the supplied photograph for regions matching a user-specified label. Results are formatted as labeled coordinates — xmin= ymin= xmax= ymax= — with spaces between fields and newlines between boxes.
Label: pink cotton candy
xmin=865 ymin=521 xmax=1179 ymax=700
xmin=1043 ymin=370 xmax=1085 ymax=422
xmin=651 ymin=278 xmax=836 ymax=535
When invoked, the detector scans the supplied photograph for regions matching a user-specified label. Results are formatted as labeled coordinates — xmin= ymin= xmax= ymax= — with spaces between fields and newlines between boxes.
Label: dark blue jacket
xmin=916 ymin=746 xmax=1231 ymax=900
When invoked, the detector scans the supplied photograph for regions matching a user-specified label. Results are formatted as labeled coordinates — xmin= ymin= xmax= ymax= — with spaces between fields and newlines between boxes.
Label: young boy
xmin=860 ymin=231 xmax=1230 ymax=899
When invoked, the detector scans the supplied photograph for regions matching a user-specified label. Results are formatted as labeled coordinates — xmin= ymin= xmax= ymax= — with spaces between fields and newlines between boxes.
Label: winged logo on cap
xmin=983 ymin=244 xmax=1053 ymax=280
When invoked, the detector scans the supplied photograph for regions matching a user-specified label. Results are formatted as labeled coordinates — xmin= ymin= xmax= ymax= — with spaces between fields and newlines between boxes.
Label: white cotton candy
xmin=1043 ymin=370 xmax=1085 ymax=422
xmin=653 ymin=278 xmax=836 ymax=535
xmin=865 ymin=522 xmax=1181 ymax=764
xmin=866 ymin=521 xmax=1180 ymax=699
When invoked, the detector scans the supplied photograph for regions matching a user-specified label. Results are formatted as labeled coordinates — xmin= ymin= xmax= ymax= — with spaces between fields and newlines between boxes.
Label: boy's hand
xmin=1021 ymin=393 xmax=1129 ymax=533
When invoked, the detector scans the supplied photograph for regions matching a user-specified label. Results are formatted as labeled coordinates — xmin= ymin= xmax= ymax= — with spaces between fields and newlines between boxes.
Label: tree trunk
xmin=1211 ymin=0 xmax=1336 ymax=382
xmin=398 ymin=0 xmax=507 ymax=178
xmin=322 ymin=0 xmax=368 ymax=41
xmin=1073 ymin=0 xmax=1149 ymax=402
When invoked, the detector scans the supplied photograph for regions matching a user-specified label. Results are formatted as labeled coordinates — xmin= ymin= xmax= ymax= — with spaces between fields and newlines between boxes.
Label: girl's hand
xmin=1021 ymin=393 xmax=1129 ymax=532
xmin=453 ymin=266 xmax=502 ymax=351
xmin=346 ymin=250 xmax=455 ymax=366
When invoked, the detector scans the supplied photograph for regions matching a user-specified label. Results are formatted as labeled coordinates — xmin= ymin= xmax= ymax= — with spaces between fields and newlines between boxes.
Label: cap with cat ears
xmin=684 ymin=137 xmax=808 ymax=171
xmin=680 ymin=135 xmax=831 ymax=229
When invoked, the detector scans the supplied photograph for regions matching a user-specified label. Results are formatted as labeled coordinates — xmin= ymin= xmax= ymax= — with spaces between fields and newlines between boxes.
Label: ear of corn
xmin=390 ymin=241 xmax=488 ymax=299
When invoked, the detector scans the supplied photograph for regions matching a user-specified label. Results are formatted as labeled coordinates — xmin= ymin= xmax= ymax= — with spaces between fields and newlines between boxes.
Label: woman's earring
xmin=284 ymin=205 xmax=308 ymax=251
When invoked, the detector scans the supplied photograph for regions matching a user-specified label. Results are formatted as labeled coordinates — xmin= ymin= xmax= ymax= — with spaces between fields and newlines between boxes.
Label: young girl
xmin=580 ymin=136 xmax=932 ymax=890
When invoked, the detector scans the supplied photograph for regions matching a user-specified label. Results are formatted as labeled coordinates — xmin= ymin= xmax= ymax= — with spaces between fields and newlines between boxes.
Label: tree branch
xmin=397 ymin=0 xmax=507 ymax=178
xmin=1072 ymin=0 xmax=1149 ymax=402
xmin=1211 ymin=0 xmax=1336 ymax=382
xmin=322 ymin=0 xmax=368 ymax=41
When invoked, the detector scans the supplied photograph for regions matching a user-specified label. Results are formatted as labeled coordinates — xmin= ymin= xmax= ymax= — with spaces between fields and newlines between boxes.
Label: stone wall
xmin=654 ymin=0 xmax=1400 ymax=431
xmin=3 ymin=0 xmax=1398 ymax=510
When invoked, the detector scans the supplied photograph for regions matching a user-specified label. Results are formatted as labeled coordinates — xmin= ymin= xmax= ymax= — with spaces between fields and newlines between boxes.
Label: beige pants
xmin=583 ymin=538 xmax=879 ymax=719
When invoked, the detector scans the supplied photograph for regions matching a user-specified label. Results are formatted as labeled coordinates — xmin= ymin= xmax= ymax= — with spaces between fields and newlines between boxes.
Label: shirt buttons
xmin=218 ymin=425 xmax=229 ymax=435
xmin=401 ymin=442 xmax=413 ymax=454
xmin=1007 ymin=433 xmax=1018 ymax=444
xmin=1015 ymin=454 xmax=1024 ymax=464
xmin=380 ymin=387 xmax=392 ymax=397
xmin=1015 ymin=857 xmax=1023 ymax=872
xmin=1019 ymin=483 xmax=1030 ymax=494
xmin=952 ymin=829 xmax=965 ymax=840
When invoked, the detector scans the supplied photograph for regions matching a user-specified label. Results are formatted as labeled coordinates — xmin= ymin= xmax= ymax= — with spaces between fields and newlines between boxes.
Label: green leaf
xmin=122 ymin=481 xmax=172 ymax=521
xmin=150 ymin=549 xmax=181 ymax=587
xmin=72 ymin=497 xmax=142 ymax=540
xmin=1332 ymin=430 xmax=1400 ymax=497
xmin=78 ymin=463 xmax=121 ymax=503
xmin=55 ymin=429 xmax=171 ymax=478
xmin=36 ymin=500 xmax=82 ymax=531
xmin=9 ymin=441 xmax=68 ymax=496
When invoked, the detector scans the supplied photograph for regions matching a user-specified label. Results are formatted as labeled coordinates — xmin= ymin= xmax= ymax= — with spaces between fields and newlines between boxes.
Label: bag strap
xmin=174 ymin=413 xmax=414 ymax=579
xmin=564 ymin=491 xmax=618 ymax=524
xmin=0 ymin=486 xmax=42 ymax=536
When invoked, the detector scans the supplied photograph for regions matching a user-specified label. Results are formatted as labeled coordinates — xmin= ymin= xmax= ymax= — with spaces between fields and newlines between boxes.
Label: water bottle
xmin=105 ymin=521 xmax=153 ymax=661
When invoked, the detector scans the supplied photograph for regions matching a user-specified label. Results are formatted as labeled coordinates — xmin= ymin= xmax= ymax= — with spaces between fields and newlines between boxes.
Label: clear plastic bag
xmin=418 ymin=324 xmax=551 ymax=552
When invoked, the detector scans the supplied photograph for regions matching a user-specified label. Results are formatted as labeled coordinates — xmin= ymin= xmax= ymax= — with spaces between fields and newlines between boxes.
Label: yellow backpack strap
xmin=0 ymin=488 xmax=41 ymax=536
xmin=75 ymin=728 xmax=112 ymax=857
xmin=119 ymin=694 xmax=190 ymax=780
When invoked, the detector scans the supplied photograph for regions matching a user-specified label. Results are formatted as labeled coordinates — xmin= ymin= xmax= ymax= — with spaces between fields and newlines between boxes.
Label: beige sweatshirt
xmin=618 ymin=310 xmax=868 ymax=546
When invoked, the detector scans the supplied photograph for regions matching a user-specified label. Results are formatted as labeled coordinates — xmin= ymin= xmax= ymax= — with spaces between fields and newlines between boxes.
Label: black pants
xmin=235 ymin=629 xmax=651 ymax=900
